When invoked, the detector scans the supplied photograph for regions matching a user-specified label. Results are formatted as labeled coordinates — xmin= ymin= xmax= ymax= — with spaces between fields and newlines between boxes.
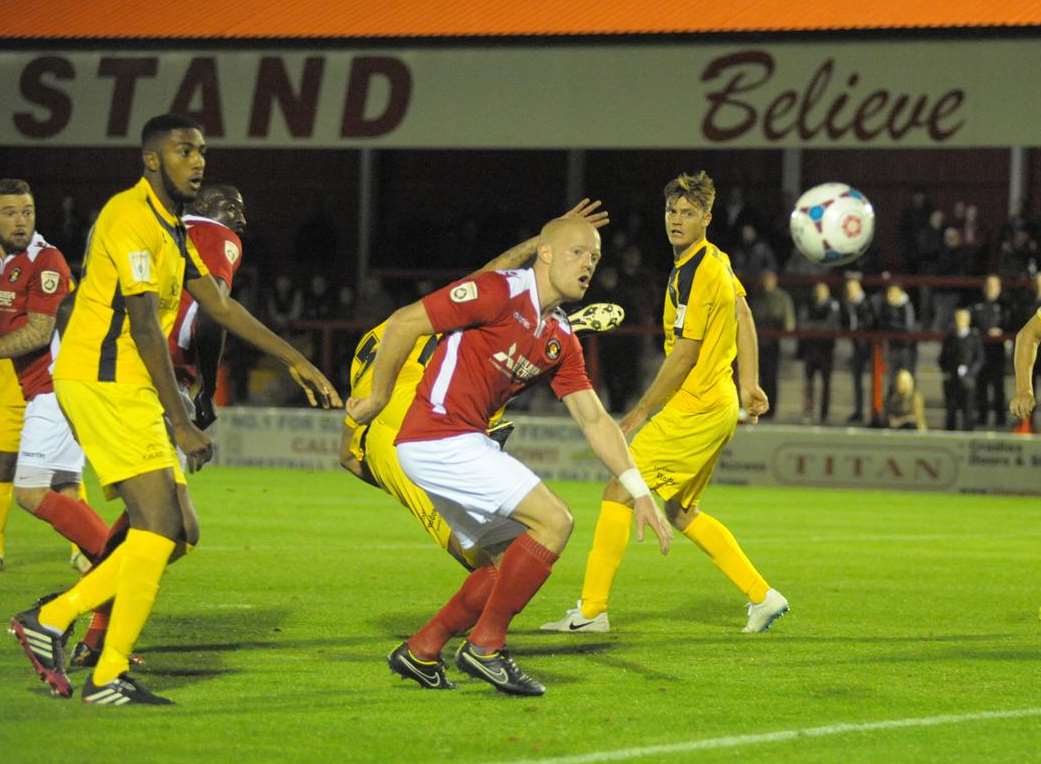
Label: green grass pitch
xmin=1 ymin=466 xmax=1039 ymax=763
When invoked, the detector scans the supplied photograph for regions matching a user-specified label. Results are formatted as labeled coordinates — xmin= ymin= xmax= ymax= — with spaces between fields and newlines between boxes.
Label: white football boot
xmin=742 ymin=588 xmax=789 ymax=633
xmin=539 ymin=601 xmax=610 ymax=633
xmin=567 ymin=303 xmax=625 ymax=335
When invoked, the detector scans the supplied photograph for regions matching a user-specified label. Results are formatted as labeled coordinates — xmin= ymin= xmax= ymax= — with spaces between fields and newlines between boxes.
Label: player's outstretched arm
xmin=187 ymin=274 xmax=340 ymax=409
xmin=473 ymin=199 xmax=611 ymax=275
xmin=619 ymin=337 xmax=701 ymax=437
xmin=563 ymin=389 xmax=671 ymax=554
xmin=0 ymin=312 xmax=54 ymax=359
xmin=1010 ymin=313 xmax=1041 ymax=419
xmin=736 ymin=295 xmax=769 ymax=423
xmin=126 ymin=292 xmax=212 ymax=472
xmin=347 ymin=300 xmax=435 ymax=425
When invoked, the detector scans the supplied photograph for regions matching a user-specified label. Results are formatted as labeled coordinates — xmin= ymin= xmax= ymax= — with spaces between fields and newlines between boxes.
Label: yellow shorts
xmin=629 ymin=397 xmax=739 ymax=508
xmin=362 ymin=419 xmax=453 ymax=551
xmin=0 ymin=360 xmax=25 ymax=454
xmin=55 ymin=379 xmax=186 ymax=497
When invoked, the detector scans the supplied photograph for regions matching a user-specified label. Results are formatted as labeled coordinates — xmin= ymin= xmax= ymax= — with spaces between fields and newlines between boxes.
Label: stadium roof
xmin=7 ymin=0 xmax=1041 ymax=40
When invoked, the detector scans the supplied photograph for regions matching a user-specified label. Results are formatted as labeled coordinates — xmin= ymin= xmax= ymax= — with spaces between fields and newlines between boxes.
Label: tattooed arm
xmin=0 ymin=313 xmax=55 ymax=358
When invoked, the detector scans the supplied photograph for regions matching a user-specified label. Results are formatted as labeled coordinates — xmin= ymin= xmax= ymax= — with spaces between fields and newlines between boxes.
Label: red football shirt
xmin=396 ymin=269 xmax=592 ymax=444
xmin=169 ymin=215 xmax=243 ymax=379
xmin=0 ymin=233 xmax=71 ymax=400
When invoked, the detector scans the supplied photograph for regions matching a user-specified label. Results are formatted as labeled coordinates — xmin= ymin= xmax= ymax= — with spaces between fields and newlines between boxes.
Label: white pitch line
xmin=746 ymin=531 xmax=1041 ymax=545
xmin=494 ymin=708 xmax=1041 ymax=764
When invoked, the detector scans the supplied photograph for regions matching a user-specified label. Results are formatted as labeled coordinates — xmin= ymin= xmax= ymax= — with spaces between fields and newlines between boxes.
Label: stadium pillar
xmin=357 ymin=148 xmax=376 ymax=284
xmin=1009 ymin=146 xmax=1026 ymax=216
xmin=870 ymin=340 xmax=885 ymax=426
xmin=782 ymin=148 xmax=802 ymax=201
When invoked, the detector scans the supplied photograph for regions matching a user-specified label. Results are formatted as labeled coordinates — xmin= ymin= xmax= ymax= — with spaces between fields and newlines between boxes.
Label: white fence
xmin=211 ymin=408 xmax=1041 ymax=496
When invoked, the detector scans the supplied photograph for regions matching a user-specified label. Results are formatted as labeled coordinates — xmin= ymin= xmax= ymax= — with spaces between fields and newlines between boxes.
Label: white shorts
xmin=396 ymin=432 xmax=538 ymax=550
xmin=15 ymin=392 xmax=85 ymax=488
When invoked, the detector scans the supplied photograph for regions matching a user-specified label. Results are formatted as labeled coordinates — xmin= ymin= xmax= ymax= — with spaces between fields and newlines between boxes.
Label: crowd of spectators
xmin=727 ymin=189 xmax=1041 ymax=431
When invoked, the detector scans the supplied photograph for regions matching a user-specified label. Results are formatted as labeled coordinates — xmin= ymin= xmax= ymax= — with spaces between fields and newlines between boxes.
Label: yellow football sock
xmin=0 ymin=481 xmax=12 ymax=559
xmin=93 ymin=529 xmax=174 ymax=686
xmin=683 ymin=512 xmax=769 ymax=603
xmin=580 ymin=500 xmax=632 ymax=619
xmin=40 ymin=544 xmax=128 ymax=631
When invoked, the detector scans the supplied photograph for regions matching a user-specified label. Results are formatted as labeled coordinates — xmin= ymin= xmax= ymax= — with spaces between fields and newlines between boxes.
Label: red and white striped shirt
xmin=396 ymin=269 xmax=592 ymax=444
xmin=0 ymin=233 xmax=71 ymax=400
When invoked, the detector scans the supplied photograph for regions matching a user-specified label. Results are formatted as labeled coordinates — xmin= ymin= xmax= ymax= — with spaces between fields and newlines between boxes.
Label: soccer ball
xmin=789 ymin=183 xmax=875 ymax=266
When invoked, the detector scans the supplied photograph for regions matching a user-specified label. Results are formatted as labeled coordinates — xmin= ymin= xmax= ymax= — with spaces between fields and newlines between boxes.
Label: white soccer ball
xmin=789 ymin=182 xmax=875 ymax=266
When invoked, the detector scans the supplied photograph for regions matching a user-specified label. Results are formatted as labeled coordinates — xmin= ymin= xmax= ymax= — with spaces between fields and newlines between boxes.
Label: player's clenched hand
xmin=740 ymin=384 xmax=770 ymax=424
xmin=173 ymin=422 xmax=213 ymax=474
xmin=1010 ymin=390 xmax=1036 ymax=420
xmin=288 ymin=360 xmax=342 ymax=409
xmin=561 ymin=198 xmax=610 ymax=230
xmin=632 ymin=495 xmax=671 ymax=555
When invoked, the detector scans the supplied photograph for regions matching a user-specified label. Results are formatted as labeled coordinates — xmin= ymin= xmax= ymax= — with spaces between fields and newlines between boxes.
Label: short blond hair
xmin=663 ymin=171 xmax=715 ymax=212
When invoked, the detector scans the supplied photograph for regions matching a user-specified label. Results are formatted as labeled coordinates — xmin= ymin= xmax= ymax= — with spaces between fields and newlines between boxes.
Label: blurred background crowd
xmin=32 ymin=172 xmax=1041 ymax=433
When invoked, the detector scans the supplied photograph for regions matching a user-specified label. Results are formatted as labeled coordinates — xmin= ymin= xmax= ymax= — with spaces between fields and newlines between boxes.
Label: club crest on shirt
xmin=224 ymin=240 xmax=240 ymax=265
xmin=7 ymin=267 xmax=21 ymax=283
xmin=40 ymin=270 xmax=60 ymax=294
xmin=128 ymin=251 xmax=151 ymax=283
xmin=450 ymin=281 xmax=478 ymax=303
xmin=545 ymin=337 xmax=562 ymax=360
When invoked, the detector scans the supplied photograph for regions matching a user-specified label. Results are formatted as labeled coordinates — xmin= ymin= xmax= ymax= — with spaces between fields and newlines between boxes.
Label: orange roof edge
xmin=8 ymin=1 xmax=1041 ymax=40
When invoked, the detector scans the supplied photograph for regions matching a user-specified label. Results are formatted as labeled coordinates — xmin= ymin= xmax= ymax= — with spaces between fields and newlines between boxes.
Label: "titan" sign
xmin=774 ymin=443 xmax=957 ymax=489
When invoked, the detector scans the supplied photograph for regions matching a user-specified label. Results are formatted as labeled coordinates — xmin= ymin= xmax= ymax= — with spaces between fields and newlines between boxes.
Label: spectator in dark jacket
xmin=748 ymin=270 xmax=795 ymax=420
xmin=971 ymin=274 xmax=1011 ymax=427
xmin=874 ymin=283 xmax=917 ymax=389
xmin=799 ymin=281 xmax=841 ymax=423
xmin=939 ymin=308 xmax=983 ymax=430
xmin=841 ymin=276 xmax=875 ymax=423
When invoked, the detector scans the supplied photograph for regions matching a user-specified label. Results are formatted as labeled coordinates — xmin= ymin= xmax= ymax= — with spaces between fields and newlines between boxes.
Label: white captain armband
xmin=619 ymin=468 xmax=651 ymax=499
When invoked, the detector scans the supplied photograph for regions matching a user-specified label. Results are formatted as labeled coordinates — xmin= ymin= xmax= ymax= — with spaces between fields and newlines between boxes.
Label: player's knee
xmin=14 ymin=486 xmax=45 ymax=513
xmin=543 ymin=500 xmax=574 ymax=543
xmin=666 ymin=501 xmax=699 ymax=532
xmin=181 ymin=517 xmax=200 ymax=547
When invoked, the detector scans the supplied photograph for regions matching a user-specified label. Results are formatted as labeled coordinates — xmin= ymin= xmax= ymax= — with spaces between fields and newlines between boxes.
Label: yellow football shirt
xmin=54 ymin=178 xmax=209 ymax=386
xmin=661 ymin=239 xmax=745 ymax=412
xmin=345 ymin=321 xmax=439 ymax=461
xmin=0 ymin=359 xmax=25 ymax=453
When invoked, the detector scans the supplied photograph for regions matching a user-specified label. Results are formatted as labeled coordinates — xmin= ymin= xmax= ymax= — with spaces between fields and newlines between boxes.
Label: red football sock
xmin=408 ymin=565 xmax=497 ymax=660
xmin=469 ymin=534 xmax=559 ymax=652
xmin=83 ymin=604 xmax=111 ymax=650
xmin=34 ymin=491 xmax=109 ymax=560
xmin=99 ymin=511 xmax=131 ymax=561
